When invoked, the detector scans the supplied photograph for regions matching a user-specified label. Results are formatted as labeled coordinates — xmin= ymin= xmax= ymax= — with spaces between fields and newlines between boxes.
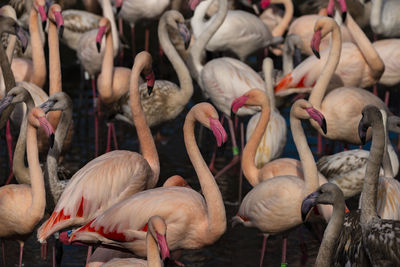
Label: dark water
xmin=1 ymin=16 xmax=400 ymax=267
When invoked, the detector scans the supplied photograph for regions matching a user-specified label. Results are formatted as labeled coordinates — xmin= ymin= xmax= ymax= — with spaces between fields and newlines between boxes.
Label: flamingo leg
xmin=106 ymin=123 xmax=112 ymax=153
xmin=18 ymin=241 xmax=24 ymax=267
xmin=118 ymin=18 xmax=124 ymax=64
xmin=384 ymin=90 xmax=390 ymax=106
xmin=373 ymin=84 xmax=378 ymax=96
xmin=144 ymin=28 xmax=150 ymax=52
xmin=208 ymin=115 xmax=225 ymax=174
xmin=317 ymin=133 xmax=323 ymax=156
xmin=41 ymin=242 xmax=47 ymax=259
xmin=281 ymin=236 xmax=288 ymax=266
xmin=2 ymin=240 xmax=6 ymax=267
xmin=259 ymin=234 xmax=269 ymax=267
xmin=86 ymin=245 xmax=93 ymax=266
xmin=52 ymin=241 xmax=56 ymax=267
xmin=5 ymin=120 xmax=14 ymax=184
xmin=238 ymin=122 xmax=244 ymax=204
xmin=131 ymin=25 xmax=136 ymax=59
xmin=214 ymin=117 xmax=240 ymax=179
xmin=111 ymin=123 xmax=118 ymax=150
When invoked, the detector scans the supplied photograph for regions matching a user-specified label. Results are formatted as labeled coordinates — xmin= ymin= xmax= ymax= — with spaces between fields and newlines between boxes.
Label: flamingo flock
xmin=0 ymin=0 xmax=400 ymax=266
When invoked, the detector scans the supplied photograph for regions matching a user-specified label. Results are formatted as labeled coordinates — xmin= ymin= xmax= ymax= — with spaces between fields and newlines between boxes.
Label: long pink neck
xmin=309 ymin=21 xmax=342 ymax=110
xmin=29 ymin=7 xmax=46 ymax=87
xmin=26 ymin=121 xmax=46 ymax=222
xmin=97 ymin=29 xmax=114 ymax=103
xmin=183 ymin=110 xmax=226 ymax=240
xmin=242 ymin=103 xmax=271 ymax=186
xmin=129 ymin=55 xmax=159 ymax=188
xmin=271 ymin=0 xmax=294 ymax=37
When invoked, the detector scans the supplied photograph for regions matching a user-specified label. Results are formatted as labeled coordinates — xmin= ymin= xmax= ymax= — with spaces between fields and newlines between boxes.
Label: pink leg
xmin=106 ymin=123 xmax=112 ymax=153
xmin=144 ymin=28 xmax=150 ymax=52
xmin=373 ymin=84 xmax=378 ymax=96
xmin=92 ymin=77 xmax=99 ymax=157
xmin=86 ymin=245 xmax=93 ymax=266
xmin=118 ymin=18 xmax=124 ymax=64
xmin=52 ymin=241 xmax=56 ymax=267
xmin=208 ymin=115 xmax=225 ymax=174
xmin=384 ymin=90 xmax=390 ymax=106
xmin=131 ymin=26 xmax=136 ymax=58
xmin=214 ymin=117 xmax=240 ymax=179
xmin=281 ymin=237 xmax=287 ymax=266
xmin=238 ymin=122 xmax=244 ymax=204
xmin=317 ymin=133 xmax=323 ymax=156
xmin=259 ymin=235 xmax=268 ymax=267
xmin=2 ymin=240 xmax=6 ymax=267
xmin=111 ymin=123 xmax=118 ymax=150
xmin=5 ymin=120 xmax=14 ymax=184
xmin=18 ymin=242 xmax=24 ymax=267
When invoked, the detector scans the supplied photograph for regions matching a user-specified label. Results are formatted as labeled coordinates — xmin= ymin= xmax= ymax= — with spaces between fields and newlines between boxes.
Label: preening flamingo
xmin=190 ymin=0 xmax=283 ymax=61
xmin=0 ymin=105 xmax=53 ymax=267
xmin=301 ymin=183 xmax=346 ymax=266
xmin=96 ymin=12 xmax=193 ymax=128
xmin=370 ymin=0 xmax=400 ymax=37
xmin=232 ymin=98 xmax=328 ymax=266
xmin=98 ymin=216 xmax=169 ymax=267
xmin=245 ymin=58 xmax=286 ymax=168
xmin=288 ymin=16 xmax=395 ymax=145
xmin=68 ymin=103 xmax=227 ymax=256
xmin=37 ymin=51 xmax=160 ymax=243
xmin=276 ymin=13 xmax=384 ymax=96
xmin=332 ymin=105 xmax=400 ymax=266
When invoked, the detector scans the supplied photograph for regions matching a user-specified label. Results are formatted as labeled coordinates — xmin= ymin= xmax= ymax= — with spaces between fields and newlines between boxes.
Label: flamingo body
xmin=373 ymin=39 xmax=400 ymax=86
xmin=119 ymin=0 xmax=170 ymax=26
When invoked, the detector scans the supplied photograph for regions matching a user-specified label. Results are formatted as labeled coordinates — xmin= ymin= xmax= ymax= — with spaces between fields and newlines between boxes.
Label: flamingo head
xmin=292 ymin=99 xmax=327 ymax=134
xmin=34 ymin=0 xmax=47 ymax=30
xmin=48 ymin=4 xmax=64 ymax=39
xmin=230 ymin=89 xmax=268 ymax=118
xmin=0 ymin=86 xmax=30 ymax=114
xmin=305 ymin=107 xmax=327 ymax=134
xmin=115 ymin=0 xmax=123 ymax=15
xmin=327 ymin=0 xmax=347 ymax=22
xmin=96 ymin=17 xmax=110 ymax=53
xmin=358 ymin=105 xmax=381 ymax=145
xmin=145 ymin=71 xmax=155 ymax=96
xmin=301 ymin=183 xmax=344 ymax=221
xmin=178 ymin=22 xmax=191 ymax=50
xmin=311 ymin=29 xmax=322 ymax=59
xmin=250 ymin=0 xmax=271 ymax=15
xmin=209 ymin=117 xmax=228 ymax=147
xmin=0 ymin=17 xmax=29 ymax=53
xmin=29 ymin=107 xmax=55 ymax=148
xmin=149 ymin=216 xmax=170 ymax=260
xmin=188 ymin=0 xmax=202 ymax=10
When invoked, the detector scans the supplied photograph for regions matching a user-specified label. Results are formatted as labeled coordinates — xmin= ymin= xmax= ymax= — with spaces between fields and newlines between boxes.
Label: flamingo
xmin=232 ymin=98 xmax=327 ymax=266
xmin=0 ymin=105 xmax=53 ymax=267
xmin=285 ymin=16 xmax=397 ymax=146
xmin=96 ymin=11 xmax=192 ymax=151
xmin=332 ymin=105 xmax=400 ymax=266
xmin=67 ymin=102 xmax=227 ymax=258
xmin=275 ymin=12 xmax=384 ymax=96
xmin=245 ymin=58 xmax=286 ymax=168
xmin=373 ymin=39 xmax=400 ymax=86
xmin=190 ymin=0 xmax=284 ymax=61
xmin=370 ymin=0 xmax=400 ymax=37
xmin=99 ymin=216 xmax=169 ymax=267
xmin=37 ymin=51 xmax=160 ymax=243
xmin=300 ymin=183 xmax=347 ymax=266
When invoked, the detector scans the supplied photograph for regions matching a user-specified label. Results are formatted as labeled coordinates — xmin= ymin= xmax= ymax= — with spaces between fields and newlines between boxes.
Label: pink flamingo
xmin=275 ymin=12 xmax=384 ymax=97
xmin=37 ymin=52 xmax=160 ymax=243
xmin=67 ymin=102 xmax=227 ymax=259
xmin=0 ymin=105 xmax=53 ymax=267
xmin=232 ymin=98 xmax=327 ymax=267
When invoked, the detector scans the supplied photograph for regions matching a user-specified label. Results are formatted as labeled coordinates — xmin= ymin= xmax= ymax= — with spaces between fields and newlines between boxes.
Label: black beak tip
xmin=49 ymin=133 xmax=55 ymax=148
xmin=147 ymin=85 xmax=153 ymax=96
xmin=342 ymin=11 xmax=347 ymax=22
xmin=96 ymin=42 xmax=101 ymax=53
xmin=360 ymin=136 xmax=366 ymax=146
xmin=58 ymin=26 xmax=64 ymax=39
xmin=116 ymin=6 xmax=121 ymax=15
xmin=185 ymin=41 xmax=190 ymax=50
xmin=312 ymin=48 xmax=320 ymax=59
xmin=321 ymin=119 xmax=327 ymax=135
xmin=42 ymin=20 xmax=47 ymax=31
xmin=301 ymin=212 xmax=307 ymax=222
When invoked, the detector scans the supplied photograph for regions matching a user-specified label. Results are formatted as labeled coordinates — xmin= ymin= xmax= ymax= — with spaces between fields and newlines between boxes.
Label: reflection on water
xmin=1 ymin=39 xmax=399 ymax=267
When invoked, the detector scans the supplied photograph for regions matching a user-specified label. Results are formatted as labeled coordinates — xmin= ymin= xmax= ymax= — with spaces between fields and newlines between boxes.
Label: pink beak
xmin=38 ymin=5 xmax=47 ymax=30
xmin=53 ymin=10 xmax=64 ymax=39
xmin=145 ymin=71 xmax=155 ymax=95
xmin=209 ymin=117 xmax=228 ymax=147
xmin=306 ymin=107 xmax=327 ymax=134
xmin=260 ymin=0 xmax=271 ymax=10
xmin=189 ymin=0 xmax=202 ymax=10
xmin=311 ymin=29 xmax=322 ymax=59
xmin=38 ymin=116 xmax=55 ymax=148
xmin=96 ymin=25 xmax=106 ymax=53
xmin=231 ymin=95 xmax=249 ymax=116
xmin=156 ymin=233 xmax=170 ymax=260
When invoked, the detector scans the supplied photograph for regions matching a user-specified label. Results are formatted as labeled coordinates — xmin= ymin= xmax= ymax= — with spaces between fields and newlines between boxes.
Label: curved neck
xmin=309 ymin=24 xmax=342 ymax=110
xmin=271 ymin=0 xmax=294 ymax=37
xmin=183 ymin=112 xmax=226 ymax=237
xmin=345 ymin=14 xmax=384 ymax=81
xmin=6 ymin=35 xmax=16 ymax=61
xmin=97 ymin=29 xmax=114 ymax=103
xmin=147 ymin=230 xmax=162 ymax=267
xmin=381 ymin=111 xmax=393 ymax=177
xmin=189 ymin=0 xmax=228 ymax=85
xmin=316 ymin=197 xmax=345 ymax=266
xmin=158 ymin=15 xmax=193 ymax=106
xmin=102 ymin=0 xmax=119 ymax=54
xmin=263 ymin=58 xmax=275 ymax=108
xmin=290 ymin=113 xmax=319 ymax=195
xmin=13 ymin=93 xmax=35 ymax=184
xmin=29 ymin=7 xmax=46 ymax=87
xmin=370 ymin=0 xmax=382 ymax=30
xmin=360 ymin=113 xmax=385 ymax=224
xmin=242 ymin=104 xmax=270 ymax=186
xmin=48 ymin=16 xmax=62 ymax=127
xmin=45 ymin=101 xmax=72 ymax=204
xmin=26 ymin=119 xmax=46 ymax=220
xmin=130 ymin=61 xmax=159 ymax=188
